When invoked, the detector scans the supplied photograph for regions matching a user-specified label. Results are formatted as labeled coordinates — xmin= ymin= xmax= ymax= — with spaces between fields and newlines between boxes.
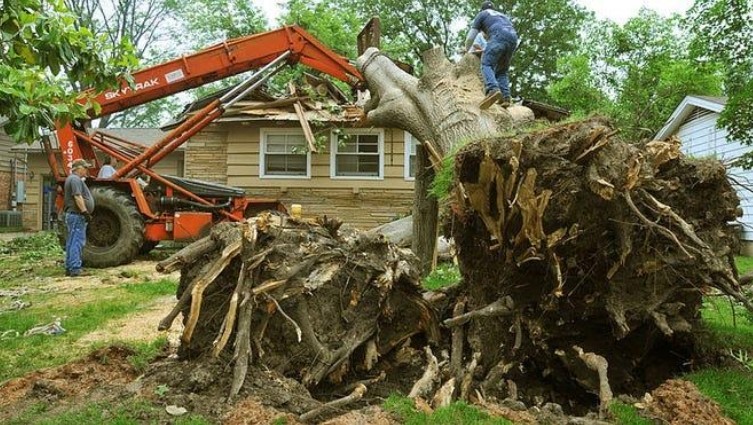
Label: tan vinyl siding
xmin=249 ymin=187 xmax=413 ymax=229
xmin=188 ymin=122 xmax=415 ymax=229
xmin=22 ymin=154 xmax=49 ymax=230
xmin=150 ymin=152 xmax=184 ymax=177
xmin=0 ymin=131 xmax=14 ymax=173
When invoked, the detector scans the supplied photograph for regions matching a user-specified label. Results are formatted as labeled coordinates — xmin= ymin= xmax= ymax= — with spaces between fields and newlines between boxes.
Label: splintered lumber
xmin=160 ymin=213 xmax=440 ymax=398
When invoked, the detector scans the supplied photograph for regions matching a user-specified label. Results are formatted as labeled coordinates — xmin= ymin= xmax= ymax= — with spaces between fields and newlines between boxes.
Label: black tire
xmin=139 ymin=240 xmax=159 ymax=255
xmin=59 ymin=187 xmax=145 ymax=268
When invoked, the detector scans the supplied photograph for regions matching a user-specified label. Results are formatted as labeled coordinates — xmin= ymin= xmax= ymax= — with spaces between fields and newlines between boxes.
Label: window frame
xmin=329 ymin=128 xmax=385 ymax=180
xmin=259 ymin=128 xmax=312 ymax=179
xmin=404 ymin=131 xmax=417 ymax=181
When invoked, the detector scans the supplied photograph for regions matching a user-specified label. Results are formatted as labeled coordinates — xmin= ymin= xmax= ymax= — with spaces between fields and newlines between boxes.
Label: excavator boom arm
xmin=89 ymin=25 xmax=363 ymax=118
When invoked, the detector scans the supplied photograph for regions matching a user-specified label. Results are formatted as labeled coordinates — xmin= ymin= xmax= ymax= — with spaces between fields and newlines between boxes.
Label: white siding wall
xmin=678 ymin=109 xmax=753 ymax=240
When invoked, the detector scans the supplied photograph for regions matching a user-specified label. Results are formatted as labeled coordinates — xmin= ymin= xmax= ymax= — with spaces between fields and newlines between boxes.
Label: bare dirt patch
xmin=77 ymin=295 xmax=182 ymax=346
xmin=47 ymin=260 xmax=179 ymax=293
xmin=223 ymin=397 xmax=301 ymax=424
xmin=0 ymin=346 xmax=137 ymax=419
xmin=645 ymin=379 xmax=734 ymax=425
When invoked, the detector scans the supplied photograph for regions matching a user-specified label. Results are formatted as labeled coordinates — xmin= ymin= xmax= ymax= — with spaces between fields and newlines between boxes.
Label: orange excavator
xmin=45 ymin=25 xmax=365 ymax=267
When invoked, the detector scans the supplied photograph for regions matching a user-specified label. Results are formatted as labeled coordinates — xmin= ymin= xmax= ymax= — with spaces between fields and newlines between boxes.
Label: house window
xmin=261 ymin=130 xmax=310 ymax=178
xmin=331 ymin=129 xmax=384 ymax=179
xmin=405 ymin=132 xmax=417 ymax=180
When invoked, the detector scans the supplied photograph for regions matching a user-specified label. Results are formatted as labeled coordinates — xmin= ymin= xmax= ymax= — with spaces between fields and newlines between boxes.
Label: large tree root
xmin=159 ymin=213 xmax=440 ymax=400
xmin=449 ymin=117 xmax=751 ymax=408
xmin=152 ymin=44 xmax=753 ymax=419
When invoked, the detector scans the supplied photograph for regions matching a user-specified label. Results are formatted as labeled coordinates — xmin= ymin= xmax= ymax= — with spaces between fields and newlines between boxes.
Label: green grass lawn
xmin=693 ymin=256 xmax=753 ymax=425
xmin=384 ymin=395 xmax=512 ymax=425
xmin=686 ymin=368 xmax=753 ymax=424
xmin=0 ymin=278 xmax=176 ymax=382
xmin=735 ymin=255 xmax=753 ymax=275
xmin=7 ymin=399 xmax=212 ymax=425
xmin=609 ymin=401 xmax=652 ymax=425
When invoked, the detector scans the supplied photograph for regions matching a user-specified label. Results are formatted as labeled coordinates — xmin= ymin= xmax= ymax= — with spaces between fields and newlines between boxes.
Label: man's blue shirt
xmin=472 ymin=9 xmax=516 ymax=36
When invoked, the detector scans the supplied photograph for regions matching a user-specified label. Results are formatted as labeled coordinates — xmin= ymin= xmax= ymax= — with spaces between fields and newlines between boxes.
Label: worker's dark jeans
xmin=65 ymin=212 xmax=87 ymax=273
xmin=481 ymin=29 xmax=517 ymax=99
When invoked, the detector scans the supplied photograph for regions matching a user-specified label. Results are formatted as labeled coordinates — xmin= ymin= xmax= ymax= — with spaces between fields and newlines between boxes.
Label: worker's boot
xmin=480 ymin=90 xmax=502 ymax=110
xmin=498 ymin=97 xmax=512 ymax=108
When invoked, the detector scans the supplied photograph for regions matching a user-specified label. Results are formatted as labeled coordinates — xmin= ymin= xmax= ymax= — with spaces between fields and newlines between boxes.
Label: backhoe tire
xmin=58 ymin=187 xmax=145 ymax=268
xmin=139 ymin=240 xmax=159 ymax=255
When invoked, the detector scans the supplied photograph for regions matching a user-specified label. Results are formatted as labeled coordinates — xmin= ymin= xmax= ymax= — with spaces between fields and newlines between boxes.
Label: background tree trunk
xmin=412 ymin=145 xmax=439 ymax=276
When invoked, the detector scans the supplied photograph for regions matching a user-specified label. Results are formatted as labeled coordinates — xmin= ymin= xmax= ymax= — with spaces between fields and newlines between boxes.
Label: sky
xmin=251 ymin=0 xmax=695 ymax=26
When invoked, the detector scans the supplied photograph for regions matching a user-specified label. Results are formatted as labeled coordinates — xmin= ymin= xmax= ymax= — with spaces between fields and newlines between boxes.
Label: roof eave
xmin=655 ymin=95 xmax=725 ymax=140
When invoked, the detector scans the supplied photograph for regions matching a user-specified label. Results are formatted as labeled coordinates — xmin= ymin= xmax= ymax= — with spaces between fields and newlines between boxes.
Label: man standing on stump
xmin=64 ymin=159 xmax=95 ymax=277
xmin=465 ymin=1 xmax=518 ymax=109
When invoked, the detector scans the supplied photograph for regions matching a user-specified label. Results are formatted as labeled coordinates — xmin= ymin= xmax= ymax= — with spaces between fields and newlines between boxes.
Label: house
xmin=13 ymin=128 xmax=185 ymax=231
xmin=0 ymin=119 xmax=25 ymax=229
xmin=655 ymin=95 xmax=753 ymax=254
xmin=170 ymin=83 xmax=416 ymax=229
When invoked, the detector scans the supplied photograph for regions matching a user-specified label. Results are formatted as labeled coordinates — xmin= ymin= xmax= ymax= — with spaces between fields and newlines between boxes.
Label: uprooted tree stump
xmin=157 ymin=214 xmax=440 ymax=400
xmin=449 ymin=117 xmax=751 ymax=410
xmin=155 ymin=46 xmax=753 ymax=420
xmin=356 ymin=46 xmax=753 ymax=411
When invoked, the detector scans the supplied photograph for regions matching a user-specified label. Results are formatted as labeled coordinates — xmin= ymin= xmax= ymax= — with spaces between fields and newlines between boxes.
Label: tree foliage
xmin=320 ymin=0 xmax=473 ymax=67
xmin=63 ymin=0 xmax=176 ymax=128
xmin=0 ymin=0 xmax=136 ymax=143
xmin=546 ymin=55 xmax=608 ymax=116
xmin=283 ymin=0 xmax=362 ymax=59
xmin=494 ymin=0 xmax=588 ymax=100
xmin=166 ymin=0 xmax=267 ymax=48
xmin=687 ymin=0 xmax=753 ymax=152
xmin=548 ymin=9 xmax=723 ymax=139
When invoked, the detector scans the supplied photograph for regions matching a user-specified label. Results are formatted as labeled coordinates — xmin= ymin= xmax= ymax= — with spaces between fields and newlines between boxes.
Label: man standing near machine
xmin=64 ymin=159 xmax=95 ymax=276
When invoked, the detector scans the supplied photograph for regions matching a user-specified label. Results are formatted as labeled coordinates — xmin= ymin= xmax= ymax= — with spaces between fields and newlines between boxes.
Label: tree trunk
xmin=357 ymin=47 xmax=534 ymax=155
xmin=412 ymin=145 xmax=439 ymax=276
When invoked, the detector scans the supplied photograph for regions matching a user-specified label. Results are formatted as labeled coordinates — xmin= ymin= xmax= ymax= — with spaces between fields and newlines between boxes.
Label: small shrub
xmin=154 ymin=384 xmax=170 ymax=397
xmin=423 ymin=264 xmax=461 ymax=290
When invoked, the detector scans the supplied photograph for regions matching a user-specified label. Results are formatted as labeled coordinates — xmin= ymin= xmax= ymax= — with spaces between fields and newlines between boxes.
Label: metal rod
xmin=110 ymin=99 xmax=222 ymax=179
xmin=223 ymin=61 xmax=288 ymax=110
xmin=144 ymin=108 xmax=223 ymax=170
xmin=219 ymin=50 xmax=292 ymax=103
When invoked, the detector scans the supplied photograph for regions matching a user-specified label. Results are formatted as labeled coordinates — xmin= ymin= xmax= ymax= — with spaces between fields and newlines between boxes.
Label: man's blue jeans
xmin=481 ymin=29 xmax=517 ymax=99
xmin=65 ymin=212 xmax=87 ymax=273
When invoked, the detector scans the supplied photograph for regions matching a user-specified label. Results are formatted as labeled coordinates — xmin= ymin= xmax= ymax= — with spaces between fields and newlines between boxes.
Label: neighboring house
xmin=12 ymin=128 xmax=185 ymax=231
xmin=0 ymin=118 xmax=25 ymax=229
xmin=655 ymin=95 xmax=753 ymax=253
xmin=168 ymin=83 xmax=416 ymax=229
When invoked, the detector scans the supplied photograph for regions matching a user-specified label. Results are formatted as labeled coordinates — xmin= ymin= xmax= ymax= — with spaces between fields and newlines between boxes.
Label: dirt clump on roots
xmin=450 ymin=117 xmax=748 ymax=412
xmin=645 ymin=379 xmax=734 ymax=424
